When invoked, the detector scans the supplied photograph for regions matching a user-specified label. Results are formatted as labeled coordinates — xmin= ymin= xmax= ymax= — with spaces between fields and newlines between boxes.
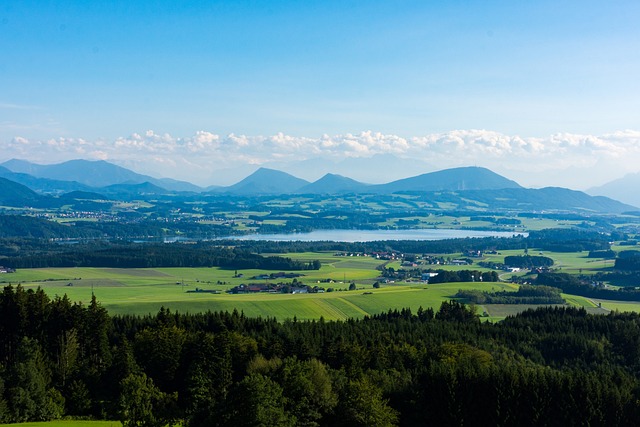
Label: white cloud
xmin=11 ymin=136 xmax=30 ymax=145
xmin=91 ymin=150 xmax=109 ymax=160
xmin=2 ymin=129 xmax=640 ymax=189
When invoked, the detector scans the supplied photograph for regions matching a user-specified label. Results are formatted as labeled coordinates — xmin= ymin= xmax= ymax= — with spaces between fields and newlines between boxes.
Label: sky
xmin=1 ymin=0 xmax=640 ymax=189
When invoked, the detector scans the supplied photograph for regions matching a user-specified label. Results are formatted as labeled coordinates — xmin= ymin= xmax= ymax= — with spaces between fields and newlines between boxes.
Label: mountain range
xmin=1 ymin=159 xmax=201 ymax=192
xmin=208 ymin=166 xmax=523 ymax=195
xmin=588 ymin=173 xmax=640 ymax=208
xmin=0 ymin=159 xmax=637 ymax=213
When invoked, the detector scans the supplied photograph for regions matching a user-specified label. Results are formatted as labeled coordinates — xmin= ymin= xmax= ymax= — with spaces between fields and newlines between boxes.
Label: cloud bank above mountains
xmin=5 ymin=129 xmax=640 ymax=189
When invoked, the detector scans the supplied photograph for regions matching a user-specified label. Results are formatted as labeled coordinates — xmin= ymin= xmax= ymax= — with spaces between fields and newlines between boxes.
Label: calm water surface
xmin=226 ymin=229 xmax=525 ymax=242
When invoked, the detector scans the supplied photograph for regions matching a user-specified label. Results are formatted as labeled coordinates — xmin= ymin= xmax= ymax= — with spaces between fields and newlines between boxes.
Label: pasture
xmin=4 ymin=249 xmax=639 ymax=320
xmin=10 ymin=266 xmax=514 ymax=319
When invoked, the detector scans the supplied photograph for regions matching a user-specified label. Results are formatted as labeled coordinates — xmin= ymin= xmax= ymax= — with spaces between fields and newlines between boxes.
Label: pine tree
xmin=6 ymin=337 xmax=64 ymax=422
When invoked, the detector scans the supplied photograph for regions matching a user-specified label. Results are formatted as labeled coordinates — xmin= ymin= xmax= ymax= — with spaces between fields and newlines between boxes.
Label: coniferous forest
xmin=4 ymin=0 xmax=640 ymax=425
xmin=2 ymin=285 xmax=640 ymax=426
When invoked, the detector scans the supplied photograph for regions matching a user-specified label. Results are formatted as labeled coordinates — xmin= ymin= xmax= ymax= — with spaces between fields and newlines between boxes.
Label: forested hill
xmin=1 ymin=289 xmax=639 ymax=426
xmin=0 ymin=177 xmax=51 ymax=207
xmin=0 ymin=214 xmax=233 ymax=240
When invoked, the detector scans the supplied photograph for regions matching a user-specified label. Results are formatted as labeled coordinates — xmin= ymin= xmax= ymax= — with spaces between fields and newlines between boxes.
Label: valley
xmin=2 ymin=159 xmax=640 ymax=322
xmin=2 ymin=244 xmax=634 ymax=321
xmin=3 ymin=157 xmax=640 ymax=427
xmin=4 ymin=3 xmax=639 ymax=424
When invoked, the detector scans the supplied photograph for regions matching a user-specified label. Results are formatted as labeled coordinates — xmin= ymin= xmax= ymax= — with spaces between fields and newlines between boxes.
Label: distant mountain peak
xmin=369 ymin=166 xmax=522 ymax=193
xmin=0 ymin=158 xmax=202 ymax=192
xmin=222 ymin=168 xmax=310 ymax=194
xmin=298 ymin=173 xmax=369 ymax=194
xmin=587 ymin=172 xmax=640 ymax=208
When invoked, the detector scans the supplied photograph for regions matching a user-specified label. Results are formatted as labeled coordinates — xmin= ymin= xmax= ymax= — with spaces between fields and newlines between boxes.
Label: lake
xmin=224 ymin=229 xmax=525 ymax=242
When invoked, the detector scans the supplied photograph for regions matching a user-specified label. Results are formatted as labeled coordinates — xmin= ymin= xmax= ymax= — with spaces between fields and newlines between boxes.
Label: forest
xmin=503 ymin=255 xmax=554 ymax=268
xmin=2 ymin=285 xmax=640 ymax=426
xmin=456 ymin=284 xmax=565 ymax=305
xmin=1 ymin=243 xmax=320 ymax=271
xmin=424 ymin=270 xmax=499 ymax=284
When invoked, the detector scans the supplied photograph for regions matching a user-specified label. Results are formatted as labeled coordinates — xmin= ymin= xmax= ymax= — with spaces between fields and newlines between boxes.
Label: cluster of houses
xmin=43 ymin=211 xmax=117 ymax=221
xmin=250 ymin=272 xmax=304 ymax=280
xmin=529 ymin=267 xmax=552 ymax=274
xmin=228 ymin=283 xmax=325 ymax=294
xmin=186 ymin=287 xmax=220 ymax=294
xmin=0 ymin=266 xmax=15 ymax=274
xmin=334 ymin=251 xmax=480 ymax=267
xmin=334 ymin=251 xmax=401 ymax=260
xmin=464 ymin=249 xmax=499 ymax=258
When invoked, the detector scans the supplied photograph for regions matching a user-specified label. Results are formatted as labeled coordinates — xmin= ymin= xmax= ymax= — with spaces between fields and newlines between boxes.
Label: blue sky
xmin=1 ymin=1 xmax=640 ymax=188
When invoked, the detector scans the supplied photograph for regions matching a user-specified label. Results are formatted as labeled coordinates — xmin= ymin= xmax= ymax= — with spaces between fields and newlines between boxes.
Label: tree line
xmin=427 ymin=270 xmax=499 ymax=284
xmin=536 ymin=272 xmax=640 ymax=301
xmin=456 ymin=284 xmax=564 ymax=305
xmin=0 ymin=214 xmax=237 ymax=240
xmin=504 ymin=255 xmax=554 ymax=268
xmin=2 ymin=243 xmax=320 ymax=271
xmin=2 ymin=285 xmax=640 ymax=425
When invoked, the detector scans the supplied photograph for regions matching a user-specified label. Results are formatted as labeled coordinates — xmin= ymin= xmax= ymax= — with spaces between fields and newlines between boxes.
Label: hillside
xmin=0 ymin=214 xmax=90 ymax=238
xmin=2 ymin=159 xmax=146 ymax=187
xmin=371 ymin=166 xmax=522 ymax=193
xmin=59 ymin=190 xmax=110 ymax=201
xmin=0 ymin=166 xmax=91 ymax=194
xmin=588 ymin=173 xmax=640 ymax=208
xmin=0 ymin=177 xmax=51 ymax=207
xmin=1 ymin=159 xmax=201 ymax=192
xmin=0 ymin=159 xmax=635 ymax=214
xmin=99 ymin=181 xmax=170 ymax=197
xmin=450 ymin=187 xmax=635 ymax=214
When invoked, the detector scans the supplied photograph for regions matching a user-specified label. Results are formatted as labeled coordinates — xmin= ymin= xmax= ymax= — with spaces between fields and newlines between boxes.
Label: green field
xmin=5 ymin=266 xmax=618 ymax=321
xmin=9 ymin=266 xmax=513 ymax=319
xmin=4 ymin=249 xmax=640 ymax=320
xmin=591 ymin=299 xmax=640 ymax=313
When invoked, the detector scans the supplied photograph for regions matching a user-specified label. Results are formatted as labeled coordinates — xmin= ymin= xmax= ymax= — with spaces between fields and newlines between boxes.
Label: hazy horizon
xmin=2 ymin=1 xmax=639 ymax=190
xmin=2 ymin=129 xmax=640 ymax=191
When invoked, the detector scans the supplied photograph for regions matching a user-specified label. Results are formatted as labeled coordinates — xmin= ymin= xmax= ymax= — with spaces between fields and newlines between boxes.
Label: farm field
xmin=479 ymin=249 xmax=612 ymax=274
xmin=11 ymin=266 xmax=513 ymax=319
xmin=382 ymin=248 xmax=612 ymax=277
xmin=591 ymin=299 xmax=640 ymax=314
xmin=220 ymin=210 xmax=585 ymax=233
xmin=4 ymin=249 xmax=638 ymax=320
